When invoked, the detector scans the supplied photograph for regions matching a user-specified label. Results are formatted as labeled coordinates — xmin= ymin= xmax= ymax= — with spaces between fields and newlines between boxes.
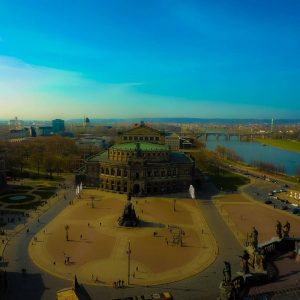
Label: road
xmin=2 ymin=181 xmax=243 ymax=300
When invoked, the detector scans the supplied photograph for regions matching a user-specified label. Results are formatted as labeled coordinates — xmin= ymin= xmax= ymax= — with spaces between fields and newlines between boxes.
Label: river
xmin=204 ymin=137 xmax=300 ymax=175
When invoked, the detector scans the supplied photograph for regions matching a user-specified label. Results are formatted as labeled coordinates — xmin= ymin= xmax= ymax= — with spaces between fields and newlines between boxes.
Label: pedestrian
xmin=53 ymin=261 xmax=56 ymax=266
xmin=121 ymin=280 xmax=124 ymax=287
xmin=118 ymin=280 xmax=121 ymax=287
xmin=37 ymin=218 xmax=39 ymax=223
xmin=136 ymin=266 xmax=138 ymax=271
xmin=113 ymin=281 xmax=116 ymax=288
xmin=99 ymin=222 xmax=101 ymax=226
xmin=95 ymin=276 xmax=98 ymax=282
xmin=133 ymin=272 xmax=135 ymax=278
xmin=80 ymin=234 xmax=83 ymax=240
xmin=88 ymin=223 xmax=90 ymax=227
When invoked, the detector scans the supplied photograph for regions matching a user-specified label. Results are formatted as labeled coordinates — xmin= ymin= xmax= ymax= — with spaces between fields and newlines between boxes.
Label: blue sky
xmin=0 ymin=0 xmax=299 ymax=119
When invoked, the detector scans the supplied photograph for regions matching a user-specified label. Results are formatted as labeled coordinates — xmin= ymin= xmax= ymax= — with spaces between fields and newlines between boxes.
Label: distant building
xmin=37 ymin=126 xmax=53 ymax=136
xmin=180 ymin=138 xmax=193 ymax=149
xmin=164 ymin=132 xmax=180 ymax=151
xmin=76 ymin=136 xmax=112 ymax=158
xmin=120 ymin=121 xmax=165 ymax=144
xmin=52 ymin=119 xmax=65 ymax=133
xmin=8 ymin=116 xmax=23 ymax=130
xmin=9 ymin=128 xmax=30 ymax=140
xmin=83 ymin=117 xmax=91 ymax=128
xmin=0 ymin=151 xmax=6 ymax=188
xmin=30 ymin=126 xmax=37 ymax=137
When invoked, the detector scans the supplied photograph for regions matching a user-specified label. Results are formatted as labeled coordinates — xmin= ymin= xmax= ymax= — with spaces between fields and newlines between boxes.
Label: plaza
xmin=29 ymin=189 xmax=217 ymax=286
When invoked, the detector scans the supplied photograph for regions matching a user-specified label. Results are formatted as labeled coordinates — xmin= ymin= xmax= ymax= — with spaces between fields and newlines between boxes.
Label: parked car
xmin=281 ymin=205 xmax=288 ymax=210
xmin=292 ymin=208 xmax=300 ymax=214
xmin=264 ymin=200 xmax=272 ymax=204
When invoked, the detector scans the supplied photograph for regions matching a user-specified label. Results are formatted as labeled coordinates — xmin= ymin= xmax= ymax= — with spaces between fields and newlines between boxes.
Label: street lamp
xmin=90 ymin=196 xmax=95 ymax=208
xmin=126 ymin=241 xmax=131 ymax=285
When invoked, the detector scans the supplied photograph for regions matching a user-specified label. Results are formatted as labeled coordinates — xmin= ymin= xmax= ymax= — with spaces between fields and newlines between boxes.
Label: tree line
xmin=0 ymin=136 xmax=80 ymax=178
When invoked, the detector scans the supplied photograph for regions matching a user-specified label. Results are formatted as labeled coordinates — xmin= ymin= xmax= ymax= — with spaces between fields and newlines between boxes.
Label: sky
xmin=0 ymin=0 xmax=299 ymax=120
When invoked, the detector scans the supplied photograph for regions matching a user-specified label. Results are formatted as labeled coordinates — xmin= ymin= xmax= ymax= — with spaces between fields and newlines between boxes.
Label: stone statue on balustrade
xmin=249 ymin=226 xmax=259 ymax=250
xmin=282 ymin=221 xmax=291 ymax=238
xmin=240 ymin=250 xmax=250 ymax=274
xmin=276 ymin=220 xmax=282 ymax=238
xmin=253 ymin=249 xmax=267 ymax=272
xmin=223 ymin=261 xmax=232 ymax=284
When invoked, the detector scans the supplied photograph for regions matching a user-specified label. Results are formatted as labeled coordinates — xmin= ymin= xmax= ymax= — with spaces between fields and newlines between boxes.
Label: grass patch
xmin=6 ymin=201 xmax=46 ymax=210
xmin=0 ymin=194 xmax=36 ymax=203
xmin=208 ymin=170 xmax=250 ymax=191
xmin=36 ymin=186 xmax=56 ymax=191
xmin=9 ymin=185 xmax=33 ymax=191
xmin=33 ymin=190 xmax=55 ymax=199
xmin=256 ymin=138 xmax=300 ymax=154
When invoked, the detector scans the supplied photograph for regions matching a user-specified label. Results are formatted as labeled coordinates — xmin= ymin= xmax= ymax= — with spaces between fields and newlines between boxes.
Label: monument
xmin=118 ymin=193 xmax=139 ymax=227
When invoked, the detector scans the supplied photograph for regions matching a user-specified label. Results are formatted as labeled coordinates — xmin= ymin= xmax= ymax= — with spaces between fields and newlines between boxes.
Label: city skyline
xmin=0 ymin=0 xmax=299 ymax=119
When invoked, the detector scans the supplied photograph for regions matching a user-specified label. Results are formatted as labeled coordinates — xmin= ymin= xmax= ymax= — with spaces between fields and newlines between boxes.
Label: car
xmin=264 ymin=200 xmax=272 ymax=204
xmin=281 ymin=205 xmax=288 ymax=210
xmin=292 ymin=208 xmax=300 ymax=214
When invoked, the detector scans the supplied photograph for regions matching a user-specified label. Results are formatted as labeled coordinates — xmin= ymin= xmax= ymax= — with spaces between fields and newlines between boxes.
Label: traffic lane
xmin=243 ymin=183 xmax=300 ymax=216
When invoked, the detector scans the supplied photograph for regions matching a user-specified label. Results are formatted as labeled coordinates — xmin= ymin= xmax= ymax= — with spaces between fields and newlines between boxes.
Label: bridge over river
xmin=198 ymin=129 xmax=271 ymax=142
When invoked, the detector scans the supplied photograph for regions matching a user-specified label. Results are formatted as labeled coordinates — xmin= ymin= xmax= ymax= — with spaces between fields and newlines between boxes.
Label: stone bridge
xmin=198 ymin=131 xmax=271 ymax=142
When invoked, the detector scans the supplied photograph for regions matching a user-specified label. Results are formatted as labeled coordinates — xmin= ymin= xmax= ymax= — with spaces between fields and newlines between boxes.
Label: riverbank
xmin=256 ymin=138 xmax=300 ymax=154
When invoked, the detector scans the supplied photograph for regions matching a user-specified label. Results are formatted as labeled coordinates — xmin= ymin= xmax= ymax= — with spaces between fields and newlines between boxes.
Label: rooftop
xmin=111 ymin=142 xmax=169 ymax=152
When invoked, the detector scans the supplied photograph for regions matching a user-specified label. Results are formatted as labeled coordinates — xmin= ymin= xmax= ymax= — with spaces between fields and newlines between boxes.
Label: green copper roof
xmin=111 ymin=142 xmax=169 ymax=151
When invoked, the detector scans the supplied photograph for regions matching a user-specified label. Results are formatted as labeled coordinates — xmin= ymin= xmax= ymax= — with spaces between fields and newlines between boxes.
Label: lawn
xmin=33 ymin=190 xmax=56 ymax=199
xmin=256 ymin=138 xmax=300 ymax=154
xmin=6 ymin=200 xmax=46 ymax=210
xmin=208 ymin=170 xmax=250 ymax=191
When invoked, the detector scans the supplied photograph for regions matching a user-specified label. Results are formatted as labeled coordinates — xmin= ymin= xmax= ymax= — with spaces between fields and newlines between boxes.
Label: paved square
xmin=29 ymin=190 xmax=217 ymax=286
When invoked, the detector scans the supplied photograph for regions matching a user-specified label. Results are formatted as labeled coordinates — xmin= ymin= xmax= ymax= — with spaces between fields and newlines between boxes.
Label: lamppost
xmin=90 ymin=195 xmax=95 ymax=208
xmin=126 ymin=241 xmax=131 ymax=285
